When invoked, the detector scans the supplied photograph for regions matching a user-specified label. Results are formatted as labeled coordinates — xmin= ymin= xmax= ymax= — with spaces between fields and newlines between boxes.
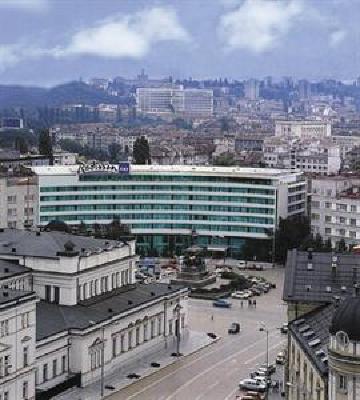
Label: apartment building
xmin=0 ymin=175 xmax=38 ymax=230
xmin=275 ymin=120 xmax=331 ymax=139
xmin=310 ymin=176 xmax=360 ymax=247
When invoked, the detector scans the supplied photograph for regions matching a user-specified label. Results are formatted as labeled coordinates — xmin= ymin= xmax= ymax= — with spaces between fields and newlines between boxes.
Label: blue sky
xmin=0 ymin=0 xmax=358 ymax=86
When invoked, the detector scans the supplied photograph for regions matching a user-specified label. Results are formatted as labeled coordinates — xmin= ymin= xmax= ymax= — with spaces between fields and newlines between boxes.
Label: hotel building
xmin=33 ymin=165 xmax=306 ymax=257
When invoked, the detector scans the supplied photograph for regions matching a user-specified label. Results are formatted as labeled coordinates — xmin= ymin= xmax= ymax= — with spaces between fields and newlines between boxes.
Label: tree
xmin=45 ymin=220 xmax=71 ymax=233
xmin=133 ymin=136 xmax=151 ymax=164
xmin=38 ymin=129 xmax=53 ymax=165
xmin=15 ymin=136 xmax=28 ymax=154
xmin=338 ymin=238 xmax=347 ymax=253
xmin=324 ymin=238 xmax=333 ymax=251
xmin=213 ymin=152 xmax=236 ymax=166
xmin=108 ymin=143 xmax=123 ymax=163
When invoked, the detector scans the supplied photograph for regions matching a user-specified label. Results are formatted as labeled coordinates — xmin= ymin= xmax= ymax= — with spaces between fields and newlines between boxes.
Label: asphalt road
xmin=108 ymin=268 xmax=287 ymax=400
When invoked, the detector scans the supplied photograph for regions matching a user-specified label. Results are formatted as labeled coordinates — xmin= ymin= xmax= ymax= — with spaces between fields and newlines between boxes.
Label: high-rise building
xmin=298 ymin=79 xmax=311 ymax=100
xmin=244 ymin=79 xmax=260 ymax=100
xmin=136 ymin=86 xmax=213 ymax=117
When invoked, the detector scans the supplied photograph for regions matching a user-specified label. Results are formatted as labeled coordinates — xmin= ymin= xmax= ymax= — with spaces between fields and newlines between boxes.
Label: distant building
xmin=298 ymin=79 xmax=311 ymax=100
xmin=311 ymin=176 xmax=360 ymax=248
xmin=0 ymin=174 xmax=38 ymax=229
xmin=0 ymin=117 xmax=24 ymax=130
xmin=275 ymin=120 xmax=331 ymax=139
xmin=136 ymin=86 xmax=213 ymax=117
xmin=244 ymin=79 xmax=260 ymax=100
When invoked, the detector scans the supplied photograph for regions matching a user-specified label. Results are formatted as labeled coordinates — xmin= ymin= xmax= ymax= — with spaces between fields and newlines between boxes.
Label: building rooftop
xmin=289 ymin=304 xmax=334 ymax=376
xmin=32 ymin=164 xmax=304 ymax=180
xmin=283 ymin=249 xmax=360 ymax=304
xmin=0 ymin=288 xmax=36 ymax=308
xmin=0 ymin=229 xmax=130 ymax=259
xmin=0 ymin=259 xmax=30 ymax=279
xmin=36 ymin=282 xmax=186 ymax=341
xmin=330 ymin=295 xmax=360 ymax=341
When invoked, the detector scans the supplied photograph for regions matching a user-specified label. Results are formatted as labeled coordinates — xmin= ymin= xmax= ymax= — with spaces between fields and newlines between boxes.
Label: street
xmin=108 ymin=268 xmax=287 ymax=400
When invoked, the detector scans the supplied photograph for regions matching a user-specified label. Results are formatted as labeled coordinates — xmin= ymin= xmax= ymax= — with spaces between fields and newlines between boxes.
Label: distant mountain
xmin=0 ymin=81 xmax=127 ymax=109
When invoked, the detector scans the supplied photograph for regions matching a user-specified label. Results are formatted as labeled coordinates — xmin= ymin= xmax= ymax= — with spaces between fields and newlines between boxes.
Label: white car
xmin=231 ymin=291 xmax=249 ymax=299
xmin=239 ymin=379 xmax=267 ymax=392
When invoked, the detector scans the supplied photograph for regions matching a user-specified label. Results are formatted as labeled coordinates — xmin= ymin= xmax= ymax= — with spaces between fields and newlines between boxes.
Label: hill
xmin=0 ymin=81 xmax=127 ymax=109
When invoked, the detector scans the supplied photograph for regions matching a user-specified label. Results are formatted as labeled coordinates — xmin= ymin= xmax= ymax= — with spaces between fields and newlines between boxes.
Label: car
xmin=243 ymin=391 xmax=265 ymax=400
xmin=213 ymin=299 xmax=231 ymax=308
xmin=232 ymin=291 xmax=249 ymax=300
xmin=239 ymin=379 xmax=267 ymax=393
xmin=259 ymin=364 xmax=276 ymax=374
xmin=237 ymin=260 xmax=247 ymax=270
xmin=228 ymin=322 xmax=241 ymax=334
xmin=276 ymin=352 xmax=285 ymax=365
xmin=251 ymin=288 xmax=261 ymax=296
xmin=280 ymin=323 xmax=288 ymax=334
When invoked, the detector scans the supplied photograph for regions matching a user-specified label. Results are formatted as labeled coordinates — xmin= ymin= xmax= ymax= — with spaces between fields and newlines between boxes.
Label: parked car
xmin=276 ymin=352 xmax=285 ymax=365
xmin=213 ymin=299 xmax=232 ymax=308
xmin=280 ymin=323 xmax=288 ymax=334
xmin=259 ymin=364 xmax=276 ymax=374
xmin=237 ymin=260 xmax=247 ymax=270
xmin=242 ymin=391 xmax=265 ymax=400
xmin=232 ymin=291 xmax=249 ymax=300
xmin=239 ymin=379 xmax=267 ymax=393
xmin=228 ymin=322 xmax=241 ymax=334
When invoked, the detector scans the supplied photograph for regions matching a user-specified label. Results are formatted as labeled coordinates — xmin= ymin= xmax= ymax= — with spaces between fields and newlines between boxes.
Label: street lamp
xmin=259 ymin=323 xmax=269 ymax=368
xmin=89 ymin=320 xmax=105 ymax=398
xmin=174 ymin=302 xmax=182 ymax=357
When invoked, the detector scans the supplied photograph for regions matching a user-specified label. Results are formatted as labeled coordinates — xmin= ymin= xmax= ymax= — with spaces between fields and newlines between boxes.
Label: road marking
xmin=224 ymin=387 xmax=239 ymax=400
xmin=164 ymin=333 xmax=280 ymax=400
xmin=194 ymin=380 xmax=220 ymax=400
xmin=123 ymin=328 xmax=281 ymax=400
xmin=244 ymin=340 xmax=286 ymax=365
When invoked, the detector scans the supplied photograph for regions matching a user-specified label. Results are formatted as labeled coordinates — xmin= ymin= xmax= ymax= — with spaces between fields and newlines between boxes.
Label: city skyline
xmin=0 ymin=0 xmax=358 ymax=86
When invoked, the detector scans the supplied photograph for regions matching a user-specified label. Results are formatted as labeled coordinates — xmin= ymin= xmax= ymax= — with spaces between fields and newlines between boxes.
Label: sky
xmin=0 ymin=0 xmax=359 ymax=86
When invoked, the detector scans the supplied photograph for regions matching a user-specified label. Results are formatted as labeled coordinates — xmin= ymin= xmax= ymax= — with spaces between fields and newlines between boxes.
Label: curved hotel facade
xmin=33 ymin=165 xmax=306 ymax=257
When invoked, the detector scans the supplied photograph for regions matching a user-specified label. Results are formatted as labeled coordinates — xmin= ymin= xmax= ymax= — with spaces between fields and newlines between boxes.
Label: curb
xmin=104 ymin=335 xmax=222 ymax=399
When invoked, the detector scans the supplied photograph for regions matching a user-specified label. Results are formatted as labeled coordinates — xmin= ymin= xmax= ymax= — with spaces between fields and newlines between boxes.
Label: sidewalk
xmin=53 ymin=330 xmax=217 ymax=400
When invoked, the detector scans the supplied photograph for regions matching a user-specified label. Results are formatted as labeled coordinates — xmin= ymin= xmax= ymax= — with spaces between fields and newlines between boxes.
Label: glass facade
xmin=36 ymin=169 xmax=304 ymax=256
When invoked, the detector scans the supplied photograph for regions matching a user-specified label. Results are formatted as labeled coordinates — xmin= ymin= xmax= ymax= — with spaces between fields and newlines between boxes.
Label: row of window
xmin=79 ymin=175 xmax=273 ymax=185
xmin=36 ymin=355 xmax=67 ymax=385
xmin=0 ymin=312 xmax=31 ymax=337
xmin=7 ymin=208 xmax=34 ymax=217
xmin=7 ymin=195 xmax=35 ymax=203
xmin=79 ymin=270 xmax=130 ymax=300
xmin=40 ymin=203 xmax=275 ymax=215
xmin=312 ymin=201 xmax=358 ymax=213
xmin=0 ymin=382 xmax=28 ymax=400
xmin=40 ymin=194 xmax=275 ymax=204
xmin=40 ymin=185 xmax=275 ymax=195
xmin=312 ymin=213 xmax=358 ymax=227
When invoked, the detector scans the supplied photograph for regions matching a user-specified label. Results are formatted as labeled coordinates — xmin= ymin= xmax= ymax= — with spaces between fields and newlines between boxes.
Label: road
xmin=108 ymin=268 xmax=287 ymax=400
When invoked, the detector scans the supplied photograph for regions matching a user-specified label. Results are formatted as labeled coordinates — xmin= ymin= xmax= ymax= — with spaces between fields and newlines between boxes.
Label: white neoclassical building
xmin=0 ymin=229 xmax=188 ymax=400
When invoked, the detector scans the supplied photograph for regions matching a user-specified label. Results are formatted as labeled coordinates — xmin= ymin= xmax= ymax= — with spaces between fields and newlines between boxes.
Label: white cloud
xmin=53 ymin=7 xmax=189 ymax=59
xmin=0 ymin=0 xmax=48 ymax=11
xmin=329 ymin=29 xmax=346 ymax=47
xmin=218 ymin=0 xmax=304 ymax=53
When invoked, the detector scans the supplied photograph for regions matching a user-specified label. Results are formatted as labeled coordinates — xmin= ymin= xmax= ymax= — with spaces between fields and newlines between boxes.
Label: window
xmin=338 ymin=375 xmax=348 ymax=392
xmin=112 ymin=336 xmax=117 ymax=357
xmin=350 ymin=231 xmax=357 ymax=239
xmin=339 ymin=217 xmax=346 ymax=224
xmin=325 ymin=227 xmax=332 ymax=235
xmin=54 ymin=287 xmax=60 ymax=304
xmin=45 ymin=285 xmax=51 ymax=302
xmin=325 ymin=202 xmax=332 ymax=209
xmin=4 ymin=392 xmax=8 ymax=400
xmin=61 ymin=355 xmax=66 ymax=374
xmin=351 ymin=205 xmax=357 ymax=212
xmin=128 ymin=331 xmax=133 ymax=349
xmin=7 ymin=221 xmax=16 ymax=229
xmin=120 ymin=335 xmax=125 ymax=353
xmin=350 ymin=219 xmax=357 ymax=227
xmin=151 ymin=319 xmax=156 ymax=338
xmin=136 ymin=327 xmax=140 ymax=346
xmin=143 ymin=323 xmax=148 ymax=341
xmin=7 ymin=208 xmax=16 ymax=217
xmin=43 ymin=363 xmax=48 ymax=382
xmin=337 ymin=203 xmax=347 ymax=212
xmin=169 ymin=320 xmax=173 ymax=335
xmin=325 ymin=215 xmax=332 ymax=223
xmin=0 ymin=320 xmax=9 ymax=337
xmin=21 ymin=313 xmax=29 ymax=329
xmin=52 ymin=359 xmax=57 ymax=377
xmin=23 ymin=346 xmax=29 ymax=367
xmin=7 ymin=195 xmax=16 ymax=204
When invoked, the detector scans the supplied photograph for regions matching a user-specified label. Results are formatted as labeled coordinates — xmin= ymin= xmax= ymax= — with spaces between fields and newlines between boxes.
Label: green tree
xmin=108 ymin=143 xmax=123 ymax=163
xmin=133 ymin=136 xmax=151 ymax=164
xmin=38 ymin=129 xmax=53 ymax=165
xmin=324 ymin=238 xmax=333 ymax=251
xmin=213 ymin=152 xmax=236 ymax=166
xmin=338 ymin=238 xmax=347 ymax=253
xmin=15 ymin=136 xmax=28 ymax=154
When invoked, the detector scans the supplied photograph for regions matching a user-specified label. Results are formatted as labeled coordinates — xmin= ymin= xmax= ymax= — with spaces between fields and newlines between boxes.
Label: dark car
xmin=280 ymin=323 xmax=288 ymax=334
xmin=213 ymin=299 xmax=232 ymax=308
xmin=228 ymin=322 xmax=240 ymax=334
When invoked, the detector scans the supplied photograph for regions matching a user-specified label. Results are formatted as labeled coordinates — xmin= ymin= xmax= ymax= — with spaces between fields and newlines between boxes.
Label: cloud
xmin=0 ymin=43 xmax=46 ymax=72
xmin=218 ymin=0 xmax=304 ymax=53
xmin=329 ymin=29 xmax=346 ymax=47
xmin=0 ymin=0 xmax=47 ymax=11
xmin=53 ymin=7 xmax=189 ymax=59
